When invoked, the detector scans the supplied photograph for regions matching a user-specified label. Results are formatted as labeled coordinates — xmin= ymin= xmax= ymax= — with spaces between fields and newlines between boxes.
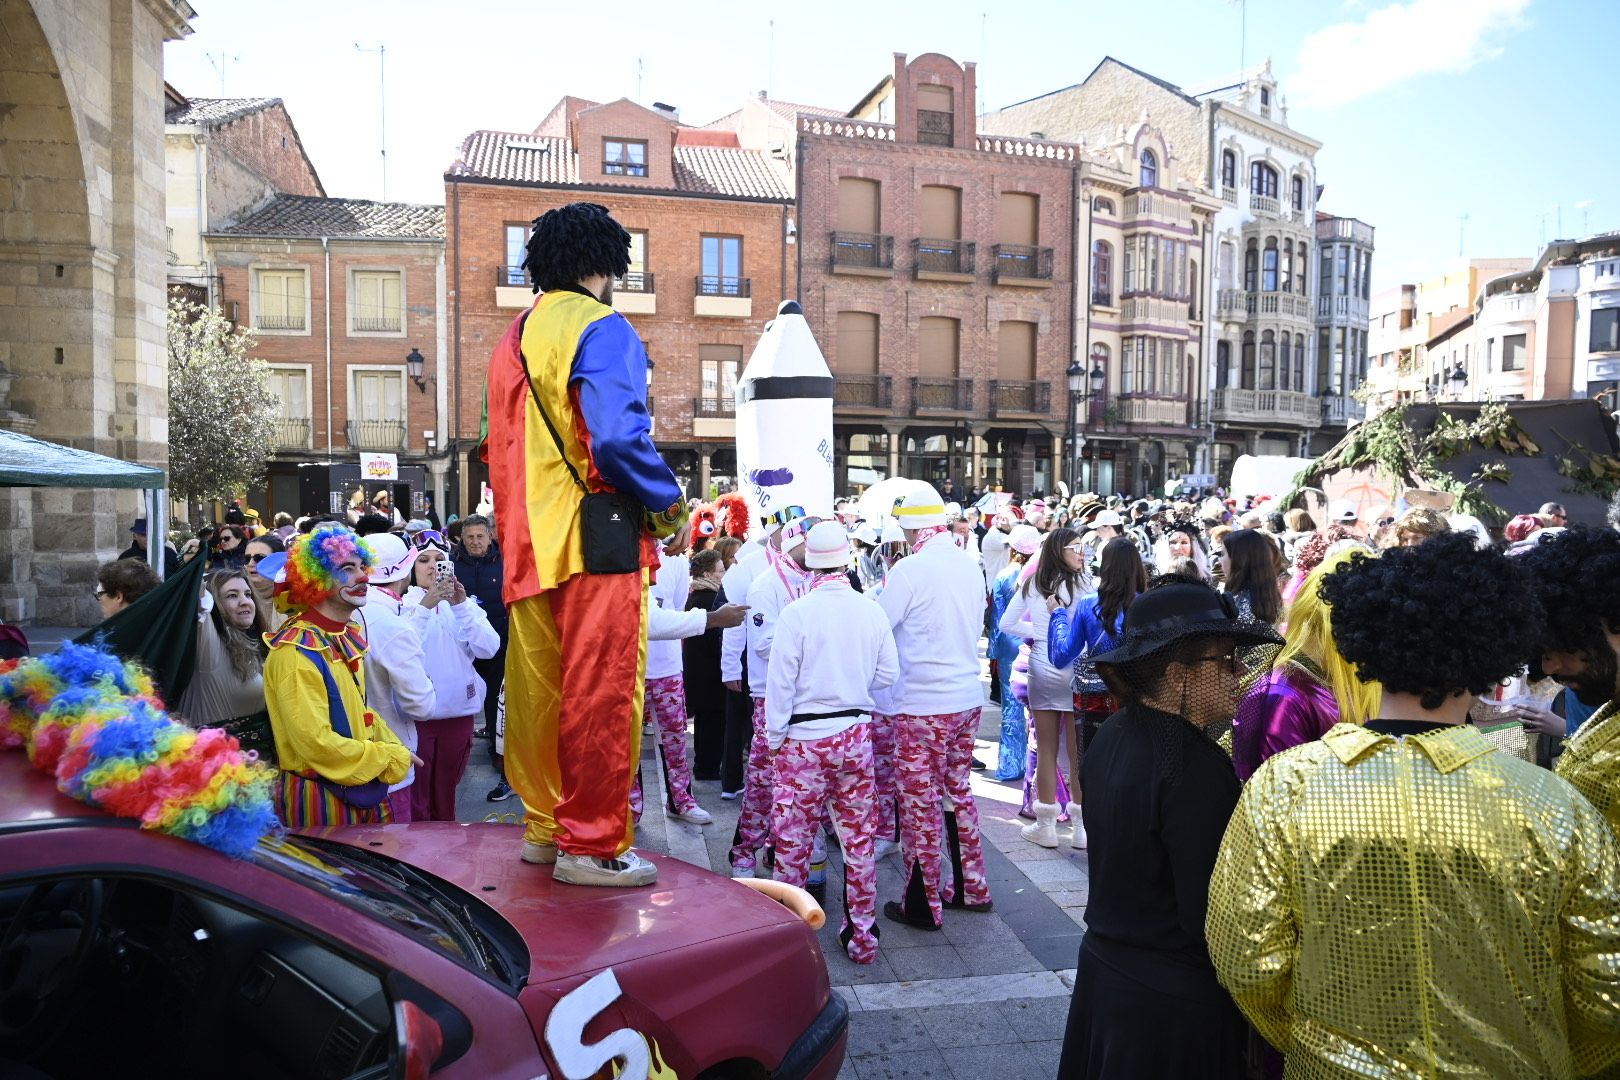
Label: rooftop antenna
xmin=1576 ymin=199 xmax=1595 ymax=237
xmin=354 ymin=43 xmax=387 ymax=200
xmin=205 ymin=51 xmax=240 ymax=96
xmin=1537 ymin=208 xmax=1550 ymax=252
xmin=1457 ymin=213 xmax=1468 ymax=258
xmin=768 ymin=20 xmax=774 ymax=101
xmin=636 ymin=57 xmax=643 ymax=104
xmin=979 ymin=12 xmax=987 ymax=114
xmin=1233 ymin=0 xmax=1247 ymax=78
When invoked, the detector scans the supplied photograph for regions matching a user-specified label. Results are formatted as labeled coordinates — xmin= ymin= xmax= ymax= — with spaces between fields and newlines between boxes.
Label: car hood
xmin=318 ymin=821 xmax=802 ymax=979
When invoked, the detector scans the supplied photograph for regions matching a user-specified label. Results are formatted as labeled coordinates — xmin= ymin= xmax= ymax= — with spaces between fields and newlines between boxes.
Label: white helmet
xmin=893 ymin=480 xmax=948 ymax=530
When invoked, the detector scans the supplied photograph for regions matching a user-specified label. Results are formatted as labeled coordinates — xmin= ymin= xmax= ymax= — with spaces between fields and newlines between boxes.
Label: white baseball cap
xmin=1092 ymin=509 xmax=1123 ymax=528
xmin=804 ymin=520 xmax=853 ymax=570
xmin=1329 ymin=500 xmax=1359 ymax=524
xmin=363 ymin=532 xmax=415 ymax=583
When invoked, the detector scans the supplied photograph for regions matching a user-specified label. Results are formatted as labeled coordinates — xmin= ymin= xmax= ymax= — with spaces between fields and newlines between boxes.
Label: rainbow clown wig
xmin=0 ymin=643 xmax=278 ymax=858
xmin=279 ymin=521 xmax=374 ymax=613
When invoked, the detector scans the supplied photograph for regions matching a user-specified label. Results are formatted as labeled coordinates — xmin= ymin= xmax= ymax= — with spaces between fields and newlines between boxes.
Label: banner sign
xmin=361 ymin=452 xmax=399 ymax=482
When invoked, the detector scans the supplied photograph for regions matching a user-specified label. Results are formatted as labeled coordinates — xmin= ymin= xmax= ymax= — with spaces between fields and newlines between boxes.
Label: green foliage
xmin=166 ymin=296 xmax=278 ymax=505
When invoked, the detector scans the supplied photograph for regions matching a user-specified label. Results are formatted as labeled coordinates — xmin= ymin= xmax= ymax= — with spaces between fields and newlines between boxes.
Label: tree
xmin=166 ymin=295 xmax=279 ymax=507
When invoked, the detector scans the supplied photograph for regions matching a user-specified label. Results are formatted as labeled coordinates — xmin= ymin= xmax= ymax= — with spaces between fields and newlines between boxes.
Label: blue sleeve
xmin=1048 ymin=607 xmax=1081 ymax=668
xmin=570 ymin=314 xmax=683 ymax=511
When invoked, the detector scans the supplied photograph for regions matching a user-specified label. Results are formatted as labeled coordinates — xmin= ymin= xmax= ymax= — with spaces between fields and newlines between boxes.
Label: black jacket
xmin=453 ymin=542 xmax=508 ymax=638
xmin=119 ymin=542 xmax=180 ymax=577
xmin=682 ymin=583 xmax=726 ymax=716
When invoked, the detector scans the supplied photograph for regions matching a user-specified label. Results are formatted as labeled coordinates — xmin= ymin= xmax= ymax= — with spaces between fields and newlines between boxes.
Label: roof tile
xmin=215 ymin=194 xmax=444 ymax=239
xmin=165 ymin=96 xmax=282 ymax=128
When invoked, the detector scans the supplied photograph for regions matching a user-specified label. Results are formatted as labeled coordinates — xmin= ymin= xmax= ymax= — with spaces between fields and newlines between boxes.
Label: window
xmin=603 ymin=138 xmax=647 ymax=177
xmin=1216 ymin=340 xmax=1231 ymax=388
xmin=1241 ymin=332 xmax=1256 ymax=390
xmin=699 ymin=235 xmax=743 ymax=295
xmin=699 ymin=345 xmax=742 ymax=410
xmin=255 ymin=268 xmax=307 ymax=331
xmin=1148 ymin=235 xmax=1160 ymax=293
xmin=1139 ymin=149 xmax=1158 ymax=188
xmin=350 ymin=367 xmax=406 ymax=450
xmin=1333 ymin=328 xmax=1347 ymax=394
xmin=1337 ymin=247 xmax=1350 ymax=296
xmin=917 ymin=316 xmax=961 ymax=377
xmin=1188 ymin=259 xmax=1199 ymax=319
xmin=919 ymin=185 xmax=962 ymax=240
xmin=1259 ymin=330 xmax=1276 ymax=390
xmin=1262 ymin=239 xmax=1278 ymax=293
xmin=1123 ymin=242 xmax=1135 ymax=296
xmin=1360 ymin=251 xmax=1371 ymax=299
xmin=1502 ymin=333 xmax=1527 ymax=371
xmin=838 ymin=177 xmax=881 ymax=234
xmin=1593 ymin=308 xmax=1620 ymax=353
xmin=269 ymin=367 xmax=310 ymax=419
xmin=916 ymin=84 xmax=954 ymax=146
xmin=1250 ymin=162 xmax=1278 ymax=199
xmin=616 ymin=230 xmax=650 ymax=292
xmin=1091 ymin=240 xmax=1113 ymax=306
xmin=352 ymin=270 xmax=402 ymax=333
xmin=1318 ymin=329 xmax=1332 ymax=392
xmin=836 ymin=311 xmax=879 ymax=374
xmin=1260 ymin=87 xmax=1271 ymax=108
xmin=1485 ymin=337 xmax=1495 ymax=371
xmin=1280 ymin=240 xmax=1293 ymax=293
xmin=1291 ymin=175 xmax=1305 ymax=212
xmin=1278 ymin=333 xmax=1291 ymax=390
xmin=504 ymin=224 xmax=529 ymax=285
xmin=1000 ymin=192 xmax=1039 ymax=246
xmin=1294 ymin=336 xmax=1306 ymax=390
xmin=1219 ymin=241 xmax=1235 ymax=289
xmin=1092 ymin=197 xmax=1115 ymax=214
xmin=997 ymin=320 xmax=1037 ymax=381
xmin=1244 ymin=240 xmax=1258 ymax=292
xmin=1320 ymin=246 xmax=1333 ymax=299
xmin=1297 ymin=242 xmax=1309 ymax=296
xmin=1221 ymin=150 xmax=1236 ymax=190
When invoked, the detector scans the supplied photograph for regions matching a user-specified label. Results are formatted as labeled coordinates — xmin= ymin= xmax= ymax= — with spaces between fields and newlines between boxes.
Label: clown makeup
xmin=334 ymin=558 xmax=369 ymax=608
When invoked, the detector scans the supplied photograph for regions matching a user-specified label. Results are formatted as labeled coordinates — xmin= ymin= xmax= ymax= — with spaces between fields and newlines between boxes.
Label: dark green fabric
xmin=74 ymin=551 xmax=208 ymax=705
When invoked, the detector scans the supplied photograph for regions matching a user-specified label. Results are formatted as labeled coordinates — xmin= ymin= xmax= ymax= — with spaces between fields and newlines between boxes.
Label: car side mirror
xmin=392 ymin=999 xmax=445 ymax=1080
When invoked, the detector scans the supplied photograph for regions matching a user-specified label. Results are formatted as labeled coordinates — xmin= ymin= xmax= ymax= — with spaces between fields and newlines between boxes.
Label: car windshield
xmin=253 ymin=832 xmax=523 ymax=987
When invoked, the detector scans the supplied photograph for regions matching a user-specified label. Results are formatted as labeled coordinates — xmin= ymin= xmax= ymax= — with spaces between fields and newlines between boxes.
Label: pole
xmin=355 ymin=44 xmax=387 ymax=199
xmin=1067 ymin=388 xmax=1078 ymax=491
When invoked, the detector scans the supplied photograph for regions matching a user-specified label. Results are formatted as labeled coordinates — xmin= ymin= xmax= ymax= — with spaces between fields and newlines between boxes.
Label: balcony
xmin=496 ymin=266 xmax=531 ymax=309
xmin=1210 ymin=387 xmax=1321 ymax=428
xmin=834 ymin=373 xmax=893 ymax=412
xmin=1120 ymin=295 xmax=1191 ymax=326
xmin=270 ymin=417 xmax=311 ymax=452
xmin=612 ymin=271 xmax=657 ymax=315
xmin=352 ymin=314 xmax=402 ymax=334
xmin=1250 ymin=194 xmax=1280 ymax=218
xmin=1221 ymin=186 xmax=1238 ymax=205
xmin=1114 ymin=396 xmax=1190 ymax=426
xmin=989 ymin=380 xmax=1051 ymax=418
xmin=1316 ymin=217 xmax=1375 ymax=246
xmin=992 ymin=244 xmax=1054 ymax=287
xmin=1251 ymin=291 xmax=1313 ymax=323
xmin=256 ymin=313 xmax=305 ymax=331
xmin=829 ymin=232 xmax=895 ymax=277
xmin=692 ymin=395 xmax=735 ymax=439
xmin=346 ymin=419 xmax=407 ymax=451
xmin=1216 ymin=289 xmax=1248 ymax=321
xmin=910 ymin=376 xmax=974 ymax=413
xmin=694 ymin=276 xmax=751 ymax=318
xmin=912 ymin=238 xmax=975 ymax=282
xmin=1321 ymin=395 xmax=1365 ymax=426
xmin=1316 ymin=295 xmax=1370 ymax=324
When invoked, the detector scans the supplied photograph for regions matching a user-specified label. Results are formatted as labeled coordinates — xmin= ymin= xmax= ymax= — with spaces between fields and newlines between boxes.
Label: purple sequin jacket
xmin=1231 ymin=662 xmax=1339 ymax=782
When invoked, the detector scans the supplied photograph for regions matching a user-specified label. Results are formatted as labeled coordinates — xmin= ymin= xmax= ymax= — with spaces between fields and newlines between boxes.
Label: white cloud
xmin=1287 ymin=0 xmax=1531 ymax=110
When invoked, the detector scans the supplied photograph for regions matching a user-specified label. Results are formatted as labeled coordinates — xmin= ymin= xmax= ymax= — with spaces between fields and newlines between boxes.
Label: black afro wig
xmin=1518 ymin=525 xmax=1620 ymax=655
xmin=523 ymin=202 xmax=631 ymax=293
xmin=1321 ymin=531 xmax=1543 ymax=710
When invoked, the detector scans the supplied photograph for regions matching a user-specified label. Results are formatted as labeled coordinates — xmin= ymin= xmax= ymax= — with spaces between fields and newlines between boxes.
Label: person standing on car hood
xmin=482 ymin=202 xmax=687 ymax=888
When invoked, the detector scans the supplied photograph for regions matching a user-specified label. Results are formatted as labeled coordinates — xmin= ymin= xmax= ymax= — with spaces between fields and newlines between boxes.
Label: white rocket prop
xmin=735 ymin=300 xmax=835 ymax=522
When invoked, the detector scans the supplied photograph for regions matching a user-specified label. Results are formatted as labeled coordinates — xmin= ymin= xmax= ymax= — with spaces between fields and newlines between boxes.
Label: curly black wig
xmin=1518 ymin=525 xmax=1620 ymax=654
xmin=523 ymin=202 xmax=631 ymax=293
xmin=1321 ymin=531 xmax=1543 ymax=710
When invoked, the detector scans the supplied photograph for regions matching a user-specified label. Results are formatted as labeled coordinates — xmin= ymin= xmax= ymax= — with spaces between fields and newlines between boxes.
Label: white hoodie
xmin=403 ymin=585 xmax=501 ymax=720
xmin=359 ymin=583 xmax=436 ymax=794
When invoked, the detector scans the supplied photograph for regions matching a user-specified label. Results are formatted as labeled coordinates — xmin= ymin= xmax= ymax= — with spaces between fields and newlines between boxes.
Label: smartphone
xmin=433 ymin=561 xmax=455 ymax=584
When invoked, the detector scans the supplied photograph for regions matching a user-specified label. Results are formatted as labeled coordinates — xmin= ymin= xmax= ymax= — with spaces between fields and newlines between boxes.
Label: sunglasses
xmin=1064 ymin=542 xmax=1087 ymax=554
xmin=245 ymin=552 xmax=269 ymax=564
xmin=93 ymin=586 xmax=106 ymax=599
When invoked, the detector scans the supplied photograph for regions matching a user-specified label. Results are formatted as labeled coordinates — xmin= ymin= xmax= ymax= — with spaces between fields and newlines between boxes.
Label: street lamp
xmin=1448 ymin=361 xmax=1467 ymax=398
xmin=1066 ymin=357 xmax=1107 ymax=489
xmin=406 ymin=347 xmax=427 ymax=393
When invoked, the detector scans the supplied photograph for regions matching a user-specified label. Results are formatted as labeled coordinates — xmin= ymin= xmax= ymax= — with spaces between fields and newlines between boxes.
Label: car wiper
xmin=456 ymin=901 xmax=510 ymax=983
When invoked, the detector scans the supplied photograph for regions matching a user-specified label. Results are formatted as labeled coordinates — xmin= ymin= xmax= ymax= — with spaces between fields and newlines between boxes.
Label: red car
xmin=0 ymin=753 xmax=847 ymax=1080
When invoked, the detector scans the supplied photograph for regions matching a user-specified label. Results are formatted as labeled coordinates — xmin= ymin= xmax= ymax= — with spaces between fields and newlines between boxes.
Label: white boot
xmin=1066 ymin=802 xmax=1087 ymax=849
xmin=1020 ymin=801 xmax=1060 ymax=848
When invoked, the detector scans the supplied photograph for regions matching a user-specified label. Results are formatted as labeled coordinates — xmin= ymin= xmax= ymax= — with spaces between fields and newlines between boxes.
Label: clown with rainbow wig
xmin=262 ymin=521 xmax=419 ymax=826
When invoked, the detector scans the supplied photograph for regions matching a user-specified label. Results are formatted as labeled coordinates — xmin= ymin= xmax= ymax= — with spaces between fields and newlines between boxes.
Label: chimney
xmin=652 ymin=101 xmax=680 ymax=122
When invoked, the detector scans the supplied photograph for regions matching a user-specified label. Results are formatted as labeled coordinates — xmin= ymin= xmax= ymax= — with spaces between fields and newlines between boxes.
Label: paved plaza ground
xmin=455 ymin=698 xmax=1083 ymax=1080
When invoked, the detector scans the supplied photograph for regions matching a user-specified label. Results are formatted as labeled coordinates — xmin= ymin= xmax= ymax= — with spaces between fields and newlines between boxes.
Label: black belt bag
xmin=518 ymin=321 xmax=643 ymax=576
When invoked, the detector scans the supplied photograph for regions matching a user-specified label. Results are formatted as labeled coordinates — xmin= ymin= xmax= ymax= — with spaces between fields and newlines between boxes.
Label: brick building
xmin=444 ymin=97 xmax=794 ymax=510
xmin=205 ymin=195 xmax=447 ymax=518
xmin=768 ymin=53 xmax=1080 ymax=495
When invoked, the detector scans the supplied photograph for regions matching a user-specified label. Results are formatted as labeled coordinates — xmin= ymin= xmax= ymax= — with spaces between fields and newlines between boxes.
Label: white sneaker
xmin=552 ymin=850 xmax=658 ymax=887
xmin=731 ymin=862 xmax=757 ymax=879
xmin=720 ymin=789 xmax=743 ymax=800
xmin=672 ymin=805 xmax=713 ymax=825
xmin=874 ymin=838 xmax=900 ymax=860
xmin=1020 ymin=801 xmax=1060 ymax=849
xmin=1066 ymin=802 xmax=1087 ymax=849
xmin=521 ymin=840 xmax=557 ymax=864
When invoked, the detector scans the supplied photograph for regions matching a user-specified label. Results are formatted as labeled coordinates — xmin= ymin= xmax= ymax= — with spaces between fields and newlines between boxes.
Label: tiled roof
xmin=165 ymin=96 xmax=282 ymax=128
xmin=703 ymin=97 xmax=844 ymax=129
xmin=448 ymin=130 xmax=792 ymax=201
xmin=214 ymin=195 xmax=444 ymax=239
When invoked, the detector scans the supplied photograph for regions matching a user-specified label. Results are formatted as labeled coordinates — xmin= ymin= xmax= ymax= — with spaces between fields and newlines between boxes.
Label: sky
xmin=163 ymin=0 xmax=1619 ymax=295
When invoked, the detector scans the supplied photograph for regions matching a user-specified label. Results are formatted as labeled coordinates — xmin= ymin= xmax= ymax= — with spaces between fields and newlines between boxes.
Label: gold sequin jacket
xmin=1558 ymin=699 xmax=1620 ymax=840
xmin=1208 ymin=722 xmax=1620 ymax=1079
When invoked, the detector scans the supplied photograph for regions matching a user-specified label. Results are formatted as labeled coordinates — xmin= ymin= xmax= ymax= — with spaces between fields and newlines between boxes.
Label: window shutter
xmin=917 ymin=316 xmax=960 ymax=377
xmin=999 ymin=193 xmax=1037 ymax=246
xmin=919 ymin=186 xmax=961 ymax=240
xmin=838 ymin=178 xmax=880 ymax=234
xmin=996 ymin=321 xmax=1036 ymax=380
xmin=836 ymin=312 xmax=879 ymax=375
xmin=916 ymin=85 xmax=952 ymax=112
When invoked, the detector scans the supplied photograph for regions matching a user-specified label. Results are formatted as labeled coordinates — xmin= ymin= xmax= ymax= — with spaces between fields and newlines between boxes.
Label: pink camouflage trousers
xmin=644 ymin=674 xmax=698 ymax=814
xmin=870 ymin=712 xmax=899 ymax=844
xmin=772 ymin=723 xmax=879 ymax=964
xmin=894 ymin=708 xmax=992 ymax=927
xmin=728 ymin=697 xmax=773 ymax=872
